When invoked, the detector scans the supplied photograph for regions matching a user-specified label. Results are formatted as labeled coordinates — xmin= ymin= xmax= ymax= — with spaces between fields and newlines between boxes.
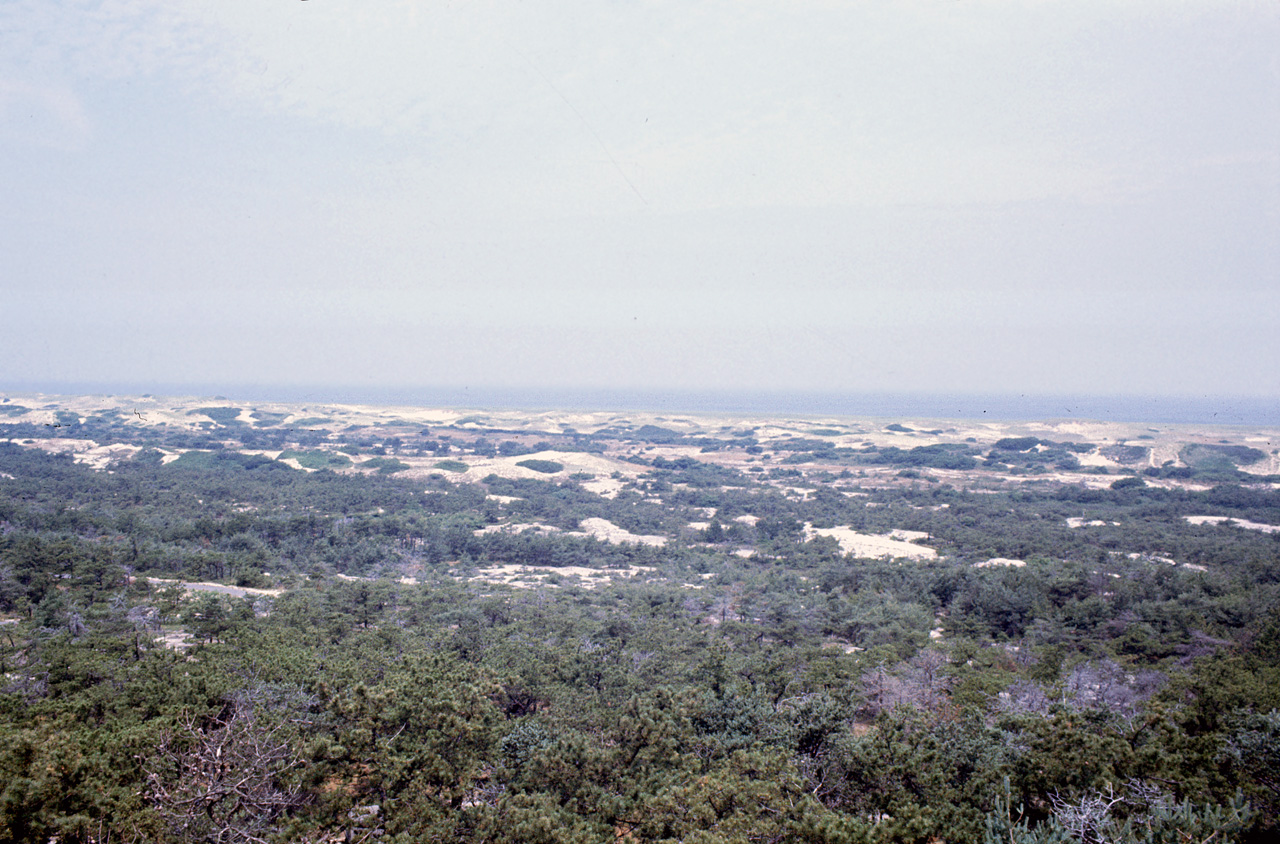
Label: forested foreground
xmin=1 ymin=437 xmax=1278 ymax=843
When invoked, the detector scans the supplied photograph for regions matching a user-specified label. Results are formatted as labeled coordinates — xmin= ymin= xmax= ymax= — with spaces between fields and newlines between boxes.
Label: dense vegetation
xmin=0 ymin=404 xmax=1277 ymax=844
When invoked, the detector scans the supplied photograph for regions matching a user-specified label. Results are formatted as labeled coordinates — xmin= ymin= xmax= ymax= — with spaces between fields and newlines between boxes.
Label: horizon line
xmin=3 ymin=381 xmax=1278 ymax=426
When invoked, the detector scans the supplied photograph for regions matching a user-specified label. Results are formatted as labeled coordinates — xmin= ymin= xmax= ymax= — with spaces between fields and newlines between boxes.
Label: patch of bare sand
xmin=803 ymin=523 xmax=937 ymax=560
xmin=459 ymin=450 xmax=641 ymax=482
xmin=973 ymin=558 xmax=1026 ymax=568
xmin=1075 ymin=452 xmax=1121 ymax=470
xmin=1142 ymin=478 xmax=1216 ymax=492
xmin=1185 ymin=515 xmax=1280 ymax=534
xmin=1128 ymin=552 xmax=1179 ymax=566
xmin=568 ymin=517 xmax=667 ymax=546
xmin=996 ymin=471 xmax=1133 ymax=489
xmin=1240 ymin=452 xmax=1280 ymax=476
xmin=467 ymin=562 xmax=654 ymax=589
xmin=8 ymin=437 xmax=150 ymax=471
xmin=582 ymin=476 xmax=626 ymax=499
xmin=146 ymin=577 xmax=283 ymax=598
xmin=1066 ymin=517 xmax=1119 ymax=528
xmin=77 ymin=442 xmax=144 ymax=469
xmin=474 ymin=523 xmax=561 ymax=536
xmin=157 ymin=629 xmax=194 ymax=651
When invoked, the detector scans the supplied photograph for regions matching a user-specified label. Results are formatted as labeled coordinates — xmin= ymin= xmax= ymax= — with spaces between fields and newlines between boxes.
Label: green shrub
xmin=278 ymin=449 xmax=352 ymax=470
xmin=517 ymin=459 xmax=564 ymax=474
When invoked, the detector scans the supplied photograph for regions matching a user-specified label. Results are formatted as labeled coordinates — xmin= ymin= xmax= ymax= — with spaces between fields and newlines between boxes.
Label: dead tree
xmin=142 ymin=689 xmax=307 ymax=843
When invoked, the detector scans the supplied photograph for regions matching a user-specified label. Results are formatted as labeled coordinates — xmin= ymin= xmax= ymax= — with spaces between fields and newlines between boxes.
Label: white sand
xmin=1066 ymin=518 xmax=1118 ymax=528
xmin=581 ymin=476 xmax=626 ymax=499
xmin=569 ymin=517 xmax=667 ymax=546
xmin=458 ymin=450 xmax=641 ymax=482
xmin=972 ymin=558 xmax=1026 ymax=568
xmin=803 ymin=524 xmax=937 ymax=560
xmin=467 ymin=562 xmax=654 ymax=589
xmin=474 ymin=523 xmax=561 ymax=536
xmin=1184 ymin=515 xmax=1280 ymax=534
xmin=146 ymin=577 xmax=283 ymax=597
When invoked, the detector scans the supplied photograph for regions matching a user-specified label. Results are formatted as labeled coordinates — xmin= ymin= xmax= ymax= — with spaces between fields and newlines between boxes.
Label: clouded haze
xmin=2 ymin=1 xmax=1277 ymax=401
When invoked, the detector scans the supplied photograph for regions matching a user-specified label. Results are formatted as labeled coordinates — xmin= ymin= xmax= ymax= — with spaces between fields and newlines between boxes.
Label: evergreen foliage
xmin=0 ymin=405 xmax=1277 ymax=842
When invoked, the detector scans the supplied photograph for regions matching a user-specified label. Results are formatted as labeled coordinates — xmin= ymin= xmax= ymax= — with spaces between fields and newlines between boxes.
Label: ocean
xmin=7 ymin=381 xmax=1278 ymax=426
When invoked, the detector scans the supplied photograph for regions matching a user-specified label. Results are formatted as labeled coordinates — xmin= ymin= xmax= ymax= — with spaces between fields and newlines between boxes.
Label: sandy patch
xmin=460 ymin=450 xmax=639 ymax=482
xmin=476 ymin=518 xmax=666 ymax=545
xmin=157 ymin=629 xmax=194 ymax=651
xmin=1128 ymin=553 xmax=1179 ymax=566
xmin=467 ymin=562 xmax=654 ymax=589
xmin=1145 ymin=443 xmax=1185 ymax=468
xmin=146 ymin=577 xmax=283 ymax=598
xmin=334 ymin=573 xmax=420 ymax=585
xmin=12 ymin=437 xmax=143 ymax=470
xmin=973 ymin=557 xmax=1026 ymax=568
xmin=486 ymin=495 xmax=524 ymax=504
xmin=733 ymin=514 xmax=760 ymax=525
xmin=77 ymin=442 xmax=145 ymax=469
xmin=581 ymin=476 xmax=626 ymax=499
xmin=1239 ymin=452 xmax=1280 ymax=475
xmin=475 ymin=522 xmax=561 ymax=536
xmin=569 ymin=517 xmax=667 ymax=546
xmin=1184 ymin=515 xmax=1280 ymax=534
xmin=14 ymin=437 xmax=97 ymax=455
xmin=1066 ymin=518 xmax=1118 ymax=528
xmin=1075 ymin=452 xmax=1121 ymax=470
xmin=1001 ymin=471 xmax=1131 ymax=490
xmin=803 ymin=524 xmax=937 ymax=560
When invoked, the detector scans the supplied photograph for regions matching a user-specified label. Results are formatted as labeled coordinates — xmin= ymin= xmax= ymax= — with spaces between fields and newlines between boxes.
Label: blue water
xmin=7 ymin=380 xmax=1278 ymax=426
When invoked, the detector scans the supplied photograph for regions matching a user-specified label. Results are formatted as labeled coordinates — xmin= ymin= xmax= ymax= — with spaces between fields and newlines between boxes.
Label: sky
xmin=2 ymin=0 xmax=1277 ymax=402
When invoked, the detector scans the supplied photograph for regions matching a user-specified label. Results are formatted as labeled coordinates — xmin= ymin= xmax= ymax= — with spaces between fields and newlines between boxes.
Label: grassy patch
xmin=278 ymin=449 xmax=352 ymax=470
xmin=433 ymin=459 xmax=469 ymax=473
xmin=168 ymin=450 xmax=280 ymax=471
xmin=191 ymin=407 xmax=244 ymax=425
xmin=1181 ymin=443 xmax=1267 ymax=469
xmin=361 ymin=457 xmax=410 ymax=474
xmin=517 ymin=458 xmax=564 ymax=474
xmin=250 ymin=410 xmax=290 ymax=427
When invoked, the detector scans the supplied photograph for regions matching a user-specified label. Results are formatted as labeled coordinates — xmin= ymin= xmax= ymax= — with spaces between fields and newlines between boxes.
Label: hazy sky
xmin=2 ymin=1 xmax=1277 ymax=399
